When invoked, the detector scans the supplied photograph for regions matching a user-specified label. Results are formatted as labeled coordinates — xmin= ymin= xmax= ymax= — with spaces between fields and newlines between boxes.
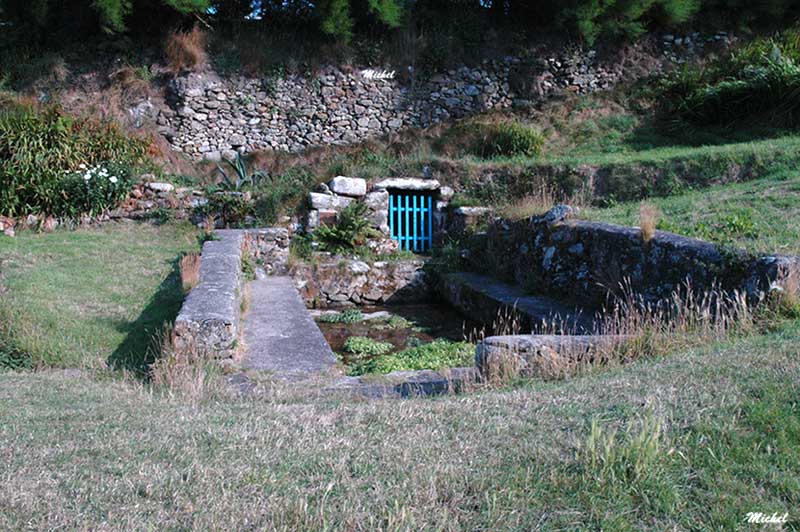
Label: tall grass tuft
xmin=578 ymin=413 xmax=667 ymax=485
xmin=164 ymin=26 xmax=208 ymax=74
xmin=180 ymin=252 xmax=201 ymax=293
xmin=597 ymin=280 xmax=754 ymax=362
xmin=148 ymin=325 xmax=221 ymax=401
xmin=638 ymin=202 xmax=659 ymax=244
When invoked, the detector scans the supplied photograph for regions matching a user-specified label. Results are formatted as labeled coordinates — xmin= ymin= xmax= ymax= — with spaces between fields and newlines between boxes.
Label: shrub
xmin=164 ymin=26 xmax=208 ymax=73
xmin=215 ymin=153 xmax=268 ymax=191
xmin=202 ymin=193 xmax=253 ymax=228
xmin=318 ymin=309 xmax=364 ymax=323
xmin=471 ymin=122 xmax=545 ymax=159
xmin=313 ymin=202 xmax=380 ymax=254
xmin=0 ymin=100 xmax=147 ymax=218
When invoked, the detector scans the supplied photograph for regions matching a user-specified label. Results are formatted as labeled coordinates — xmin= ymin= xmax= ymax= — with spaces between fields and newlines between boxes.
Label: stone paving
xmin=241 ymin=276 xmax=337 ymax=379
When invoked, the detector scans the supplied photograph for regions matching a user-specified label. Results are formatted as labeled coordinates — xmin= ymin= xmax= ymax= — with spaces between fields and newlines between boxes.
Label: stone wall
xmin=244 ymin=227 xmax=291 ymax=274
xmin=173 ymin=229 xmax=245 ymax=358
xmin=154 ymin=31 xmax=733 ymax=160
xmin=461 ymin=206 xmax=773 ymax=308
xmin=290 ymin=258 xmax=431 ymax=308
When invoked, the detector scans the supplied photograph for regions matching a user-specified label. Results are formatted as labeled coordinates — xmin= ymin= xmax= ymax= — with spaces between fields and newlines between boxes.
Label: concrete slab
xmin=241 ymin=277 xmax=337 ymax=378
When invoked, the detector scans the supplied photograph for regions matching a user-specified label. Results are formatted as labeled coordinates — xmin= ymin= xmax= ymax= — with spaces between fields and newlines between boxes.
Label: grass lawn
xmin=0 ymin=321 xmax=798 ymax=530
xmin=584 ymin=169 xmax=800 ymax=256
xmin=0 ymin=221 xmax=200 ymax=371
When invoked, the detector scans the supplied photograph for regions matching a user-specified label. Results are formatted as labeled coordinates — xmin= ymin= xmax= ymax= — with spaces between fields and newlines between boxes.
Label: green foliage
xmin=216 ymin=153 xmax=268 ymax=192
xmin=201 ymin=193 xmax=252 ymax=228
xmin=347 ymin=339 xmax=474 ymax=376
xmin=321 ymin=0 xmax=354 ymax=42
xmin=343 ymin=336 xmax=394 ymax=357
xmin=252 ymin=169 xmax=316 ymax=226
xmin=318 ymin=309 xmax=364 ymax=323
xmin=313 ymin=202 xmax=380 ymax=255
xmin=241 ymin=254 xmax=255 ymax=281
xmin=0 ymin=101 xmax=147 ymax=217
xmin=658 ymin=29 xmax=800 ymax=130
xmin=471 ymin=122 xmax=545 ymax=159
xmin=568 ymin=0 xmax=700 ymax=45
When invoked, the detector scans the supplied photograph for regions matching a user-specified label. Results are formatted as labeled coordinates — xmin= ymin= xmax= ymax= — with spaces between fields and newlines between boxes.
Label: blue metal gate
xmin=389 ymin=191 xmax=433 ymax=252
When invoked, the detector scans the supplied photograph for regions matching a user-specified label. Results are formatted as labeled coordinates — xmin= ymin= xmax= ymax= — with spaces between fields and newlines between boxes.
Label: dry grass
xmin=499 ymin=185 xmax=558 ymax=220
xmin=148 ymin=325 xmax=222 ymax=401
xmin=638 ymin=201 xmax=659 ymax=243
xmin=164 ymin=26 xmax=208 ymax=74
xmin=179 ymin=252 xmax=201 ymax=293
xmin=597 ymin=281 xmax=754 ymax=362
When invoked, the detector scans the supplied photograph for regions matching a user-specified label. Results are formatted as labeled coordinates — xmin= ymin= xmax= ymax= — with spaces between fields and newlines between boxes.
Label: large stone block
xmin=374 ymin=178 xmax=441 ymax=191
xmin=309 ymin=192 xmax=354 ymax=211
xmin=329 ymin=176 xmax=367 ymax=197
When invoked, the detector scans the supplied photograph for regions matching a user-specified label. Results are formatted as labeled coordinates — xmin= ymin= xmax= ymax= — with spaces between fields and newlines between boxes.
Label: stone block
xmin=329 ymin=176 xmax=367 ymax=197
xmin=374 ymin=178 xmax=441 ymax=191
xmin=309 ymin=192 xmax=354 ymax=211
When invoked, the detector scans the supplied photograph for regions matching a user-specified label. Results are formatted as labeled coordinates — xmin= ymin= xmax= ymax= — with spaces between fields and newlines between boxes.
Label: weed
xmin=317 ymin=309 xmax=364 ymax=324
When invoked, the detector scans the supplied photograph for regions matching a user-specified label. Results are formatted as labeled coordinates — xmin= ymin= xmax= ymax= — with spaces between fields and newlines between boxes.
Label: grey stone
xmin=147 ymin=182 xmax=175 ymax=193
xmin=329 ymin=176 xmax=367 ymax=197
xmin=475 ymin=334 xmax=629 ymax=378
xmin=241 ymin=276 xmax=336 ymax=378
xmin=309 ymin=192 xmax=354 ymax=211
xmin=374 ymin=178 xmax=441 ymax=191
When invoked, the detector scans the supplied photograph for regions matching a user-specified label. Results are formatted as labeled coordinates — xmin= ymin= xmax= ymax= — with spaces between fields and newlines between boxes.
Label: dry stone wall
xmin=461 ymin=206 xmax=796 ymax=308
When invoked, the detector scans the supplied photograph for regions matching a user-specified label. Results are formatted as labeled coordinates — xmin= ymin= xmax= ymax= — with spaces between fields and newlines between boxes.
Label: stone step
xmin=241 ymin=277 xmax=337 ymax=378
xmin=439 ymin=272 xmax=597 ymax=334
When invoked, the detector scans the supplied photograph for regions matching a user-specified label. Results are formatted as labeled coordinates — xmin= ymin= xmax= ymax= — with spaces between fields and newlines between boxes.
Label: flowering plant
xmin=58 ymin=162 xmax=134 ymax=218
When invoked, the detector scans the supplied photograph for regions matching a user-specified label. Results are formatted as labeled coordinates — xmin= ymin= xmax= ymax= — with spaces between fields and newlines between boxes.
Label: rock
xmin=439 ymin=186 xmax=455 ymax=200
xmin=147 ymin=182 xmax=175 ymax=193
xmin=348 ymin=260 xmax=370 ymax=274
xmin=540 ymin=204 xmax=575 ymax=225
xmin=374 ymin=178 xmax=441 ymax=191
xmin=309 ymin=192 xmax=354 ymax=211
xmin=475 ymin=334 xmax=630 ymax=378
xmin=329 ymin=176 xmax=367 ymax=197
xmin=230 ymin=134 xmax=247 ymax=146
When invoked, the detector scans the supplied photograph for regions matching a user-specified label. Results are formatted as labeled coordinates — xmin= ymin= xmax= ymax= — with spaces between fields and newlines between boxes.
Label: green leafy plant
xmin=318 ymin=309 xmax=364 ymax=323
xmin=313 ymin=202 xmax=381 ymax=254
xmin=347 ymin=339 xmax=474 ymax=376
xmin=0 ymin=100 xmax=147 ymax=218
xmin=215 ymin=153 xmax=268 ymax=191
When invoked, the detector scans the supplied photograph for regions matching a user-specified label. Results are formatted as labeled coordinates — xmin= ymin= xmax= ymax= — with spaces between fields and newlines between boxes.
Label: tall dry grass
xmin=148 ymin=325 xmax=221 ymax=401
xmin=180 ymin=252 xmax=201 ymax=293
xmin=638 ymin=202 xmax=659 ymax=243
xmin=164 ymin=26 xmax=208 ymax=74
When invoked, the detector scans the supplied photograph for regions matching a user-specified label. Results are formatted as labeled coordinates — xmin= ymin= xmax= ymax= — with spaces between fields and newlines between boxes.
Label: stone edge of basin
xmin=476 ymin=334 xmax=631 ymax=377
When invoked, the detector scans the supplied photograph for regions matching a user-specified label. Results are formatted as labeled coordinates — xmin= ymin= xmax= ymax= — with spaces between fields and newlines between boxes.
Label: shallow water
xmin=317 ymin=303 xmax=482 ymax=361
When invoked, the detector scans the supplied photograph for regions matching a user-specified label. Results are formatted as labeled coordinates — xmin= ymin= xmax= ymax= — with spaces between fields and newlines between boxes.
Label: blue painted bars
xmin=389 ymin=191 xmax=434 ymax=252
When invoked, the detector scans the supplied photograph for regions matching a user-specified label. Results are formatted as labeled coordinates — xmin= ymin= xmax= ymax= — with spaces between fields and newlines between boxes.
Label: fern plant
xmin=314 ymin=202 xmax=380 ymax=254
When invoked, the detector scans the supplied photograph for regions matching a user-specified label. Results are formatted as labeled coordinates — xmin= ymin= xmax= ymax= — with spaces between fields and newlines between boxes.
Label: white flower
xmin=109 ymin=176 xmax=118 ymax=184
xmin=79 ymin=163 xmax=87 ymax=170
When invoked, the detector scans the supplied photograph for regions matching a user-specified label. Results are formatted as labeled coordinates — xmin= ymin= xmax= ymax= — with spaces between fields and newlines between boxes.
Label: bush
xmin=164 ymin=26 xmax=208 ymax=73
xmin=0 ymin=101 xmax=148 ymax=218
xmin=471 ymin=122 xmax=545 ymax=159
